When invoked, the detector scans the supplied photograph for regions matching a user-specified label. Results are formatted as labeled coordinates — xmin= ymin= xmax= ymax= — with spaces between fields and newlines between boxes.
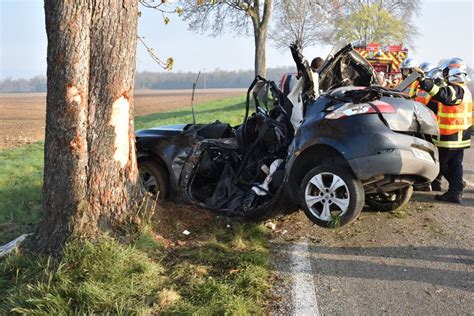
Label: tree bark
xmin=254 ymin=29 xmax=267 ymax=77
xmin=38 ymin=0 xmax=139 ymax=253
xmin=250 ymin=0 xmax=272 ymax=78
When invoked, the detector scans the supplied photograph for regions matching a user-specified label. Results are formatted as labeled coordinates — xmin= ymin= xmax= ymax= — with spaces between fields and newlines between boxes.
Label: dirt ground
xmin=0 ymin=89 xmax=245 ymax=150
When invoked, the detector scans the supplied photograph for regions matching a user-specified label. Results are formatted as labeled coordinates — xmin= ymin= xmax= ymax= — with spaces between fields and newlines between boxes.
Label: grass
xmin=389 ymin=202 xmax=435 ymax=219
xmin=0 ymin=142 xmax=44 ymax=244
xmin=0 ymin=222 xmax=270 ymax=314
xmin=135 ymin=95 xmax=246 ymax=130
xmin=0 ymin=95 xmax=272 ymax=314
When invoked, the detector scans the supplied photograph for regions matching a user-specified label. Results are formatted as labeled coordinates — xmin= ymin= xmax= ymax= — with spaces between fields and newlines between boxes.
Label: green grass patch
xmin=162 ymin=222 xmax=270 ymax=314
xmin=0 ymin=238 xmax=164 ymax=314
xmin=0 ymin=142 xmax=44 ymax=244
xmin=0 ymin=222 xmax=270 ymax=314
xmin=0 ymin=95 xmax=272 ymax=314
xmin=389 ymin=202 xmax=435 ymax=219
xmin=135 ymin=95 xmax=246 ymax=130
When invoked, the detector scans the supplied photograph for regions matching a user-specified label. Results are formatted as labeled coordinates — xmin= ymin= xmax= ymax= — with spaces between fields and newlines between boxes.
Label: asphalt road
xmin=271 ymin=141 xmax=474 ymax=315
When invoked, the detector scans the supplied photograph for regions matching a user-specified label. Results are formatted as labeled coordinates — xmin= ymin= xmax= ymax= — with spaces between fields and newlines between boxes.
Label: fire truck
xmin=354 ymin=43 xmax=408 ymax=77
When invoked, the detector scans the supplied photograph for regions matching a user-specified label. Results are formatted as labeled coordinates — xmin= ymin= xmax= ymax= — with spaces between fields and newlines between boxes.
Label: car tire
xmin=365 ymin=186 xmax=413 ymax=212
xmin=299 ymin=164 xmax=364 ymax=228
xmin=138 ymin=160 xmax=169 ymax=200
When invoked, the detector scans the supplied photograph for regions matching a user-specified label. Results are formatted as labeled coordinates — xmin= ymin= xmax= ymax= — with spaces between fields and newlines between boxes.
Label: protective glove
xmin=413 ymin=66 xmax=425 ymax=82
xmin=419 ymin=78 xmax=434 ymax=91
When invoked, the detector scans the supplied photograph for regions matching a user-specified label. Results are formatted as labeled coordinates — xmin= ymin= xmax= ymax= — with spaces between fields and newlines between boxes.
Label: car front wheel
xmin=138 ymin=160 xmax=169 ymax=200
xmin=299 ymin=164 xmax=365 ymax=228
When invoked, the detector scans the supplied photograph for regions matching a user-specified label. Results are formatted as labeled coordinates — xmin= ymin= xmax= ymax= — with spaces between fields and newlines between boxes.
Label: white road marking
xmin=291 ymin=242 xmax=320 ymax=316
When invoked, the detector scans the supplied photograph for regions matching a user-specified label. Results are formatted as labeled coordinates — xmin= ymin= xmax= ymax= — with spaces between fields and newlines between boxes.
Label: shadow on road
xmin=272 ymin=242 xmax=474 ymax=293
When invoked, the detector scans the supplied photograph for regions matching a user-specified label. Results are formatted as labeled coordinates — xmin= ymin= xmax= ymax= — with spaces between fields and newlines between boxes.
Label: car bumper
xmin=347 ymin=133 xmax=439 ymax=183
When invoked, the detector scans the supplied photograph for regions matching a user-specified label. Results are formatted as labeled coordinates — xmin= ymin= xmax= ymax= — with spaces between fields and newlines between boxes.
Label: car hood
xmin=318 ymin=43 xmax=378 ymax=92
xmin=135 ymin=124 xmax=188 ymax=138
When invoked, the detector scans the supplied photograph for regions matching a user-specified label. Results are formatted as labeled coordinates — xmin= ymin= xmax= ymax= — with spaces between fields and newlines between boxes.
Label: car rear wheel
xmin=365 ymin=186 xmax=413 ymax=212
xmin=299 ymin=164 xmax=365 ymax=228
xmin=139 ymin=160 xmax=169 ymax=200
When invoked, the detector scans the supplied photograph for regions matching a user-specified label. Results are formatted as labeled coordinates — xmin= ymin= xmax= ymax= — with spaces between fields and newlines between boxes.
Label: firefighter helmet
xmin=419 ymin=62 xmax=435 ymax=73
xmin=440 ymin=57 xmax=467 ymax=77
xmin=427 ymin=67 xmax=446 ymax=86
xmin=400 ymin=58 xmax=417 ymax=69
xmin=447 ymin=68 xmax=470 ymax=83
xmin=400 ymin=58 xmax=417 ymax=77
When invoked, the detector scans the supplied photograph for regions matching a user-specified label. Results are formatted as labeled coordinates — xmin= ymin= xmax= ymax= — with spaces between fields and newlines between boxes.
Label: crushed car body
xmin=136 ymin=43 xmax=440 ymax=227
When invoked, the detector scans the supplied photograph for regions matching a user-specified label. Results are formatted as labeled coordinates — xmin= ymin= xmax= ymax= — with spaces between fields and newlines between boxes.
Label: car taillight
xmin=326 ymin=103 xmax=375 ymax=119
xmin=371 ymin=100 xmax=396 ymax=113
xmin=325 ymin=101 xmax=395 ymax=119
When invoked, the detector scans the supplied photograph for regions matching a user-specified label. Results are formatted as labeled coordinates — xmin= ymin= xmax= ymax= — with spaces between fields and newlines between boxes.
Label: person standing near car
xmin=419 ymin=59 xmax=472 ymax=203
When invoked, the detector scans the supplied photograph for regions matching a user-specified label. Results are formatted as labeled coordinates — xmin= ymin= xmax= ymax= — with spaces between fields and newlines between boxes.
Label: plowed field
xmin=0 ymin=89 xmax=245 ymax=150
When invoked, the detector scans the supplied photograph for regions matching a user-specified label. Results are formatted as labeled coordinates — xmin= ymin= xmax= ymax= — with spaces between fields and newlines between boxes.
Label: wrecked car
xmin=135 ymin=43 xmax=439 ymax=228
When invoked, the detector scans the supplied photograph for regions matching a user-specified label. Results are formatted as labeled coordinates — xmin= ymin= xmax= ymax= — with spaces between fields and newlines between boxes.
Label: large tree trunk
xmin=254 ymin=29 xmax=267 ymax=77
xmin=250 ymin=0 xmax=272 ymax=78
xmin=37 ymin=0 xmax=139 ymax=253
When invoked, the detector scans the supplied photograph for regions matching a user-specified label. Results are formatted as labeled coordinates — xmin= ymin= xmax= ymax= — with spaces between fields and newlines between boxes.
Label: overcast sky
xmin=0 ymin=0 xmax=473 ymax=79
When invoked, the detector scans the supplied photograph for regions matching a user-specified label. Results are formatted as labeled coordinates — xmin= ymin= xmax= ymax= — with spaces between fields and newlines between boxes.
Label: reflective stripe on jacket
xmin=403 ymin=81 xmax=420 ymax=97
xmin=415 ymin=89 xmax=431 ymax=105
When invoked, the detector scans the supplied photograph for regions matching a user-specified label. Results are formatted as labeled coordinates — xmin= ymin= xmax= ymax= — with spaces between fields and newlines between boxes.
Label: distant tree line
xmin=0 ymin=66 xmax=294 ymax=93
xmin=135 ymin=66 xmax=294 ymax=90
xmin=2 ymin=66 xmax=472 ymax=93
xmin=0 ymin=75 xmax=47 ymax=93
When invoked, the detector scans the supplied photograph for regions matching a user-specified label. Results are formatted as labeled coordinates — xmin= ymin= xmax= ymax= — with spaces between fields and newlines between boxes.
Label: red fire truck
xmin=354 ymin=43 xmax=408 ymax=76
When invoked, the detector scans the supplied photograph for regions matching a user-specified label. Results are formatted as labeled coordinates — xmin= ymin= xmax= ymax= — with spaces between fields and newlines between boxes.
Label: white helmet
xmin=400 ymin=58 xmax=417 ymax=69
xmin=428 ymin=67 xmax=447 ymax=86
xmin=447 ymin=68 xmax=470 ymax=83
xmin=441 ymin=57 xmax=467 ymax=73
xmin=400 ymin=58 xmax=417 ymax=77
xmin=419 ymin=62 xmax=435 ymax=73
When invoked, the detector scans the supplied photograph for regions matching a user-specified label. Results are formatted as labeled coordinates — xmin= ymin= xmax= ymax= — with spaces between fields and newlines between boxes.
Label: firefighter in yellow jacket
xmin=419 ymin=60 xmax=472 ymax=203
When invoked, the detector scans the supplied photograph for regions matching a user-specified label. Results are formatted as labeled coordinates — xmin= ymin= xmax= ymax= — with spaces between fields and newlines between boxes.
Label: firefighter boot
xmin=435 ymin=192 xmax=462 ymax=204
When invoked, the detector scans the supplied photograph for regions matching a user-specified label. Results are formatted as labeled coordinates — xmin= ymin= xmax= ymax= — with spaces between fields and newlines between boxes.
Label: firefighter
xmin=414 ymin=62 xmax=435 ymax=105
xmin=419 ymin=60 xmax=472 ymax=203
xmin=400 ymin=58 xmax=419 ymax=97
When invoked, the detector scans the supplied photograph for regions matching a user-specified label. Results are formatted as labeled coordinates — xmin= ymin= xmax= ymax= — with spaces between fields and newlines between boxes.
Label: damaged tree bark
xmin=37 ymin=0 xmax=139 ymax=253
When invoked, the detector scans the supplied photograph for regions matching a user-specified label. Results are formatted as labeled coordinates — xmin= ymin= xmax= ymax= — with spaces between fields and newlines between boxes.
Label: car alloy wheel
xmin=138 ymin=160 xmax=169 ymax=200
xmin=140 ymin=169 xmax=159 ymax=195
xmin=304 ymin=172 xmax=350 ymax=221
xmin=299 ymin=164 xmax=364 ymax=228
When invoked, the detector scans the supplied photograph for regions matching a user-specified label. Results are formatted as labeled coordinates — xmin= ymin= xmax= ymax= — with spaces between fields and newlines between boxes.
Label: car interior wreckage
xmin=136 ymin=43 xmax=440 ymax=228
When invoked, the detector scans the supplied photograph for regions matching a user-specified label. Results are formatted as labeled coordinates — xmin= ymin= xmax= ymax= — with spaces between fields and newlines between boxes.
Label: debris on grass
xmin=265 ymin=222 xmax=277 ymax=231
xmin=0 ymin=234 xmax=30 ymax=258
